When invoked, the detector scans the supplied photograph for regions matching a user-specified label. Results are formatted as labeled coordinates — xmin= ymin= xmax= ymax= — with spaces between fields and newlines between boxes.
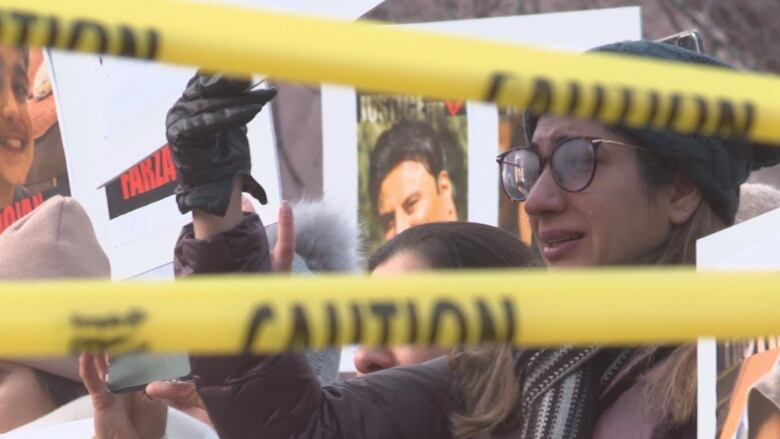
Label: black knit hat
xmin=524 ymin=40 xmax=780 ymax=225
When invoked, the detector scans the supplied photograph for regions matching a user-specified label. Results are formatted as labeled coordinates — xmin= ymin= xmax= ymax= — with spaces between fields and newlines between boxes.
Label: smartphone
xmin=106 ymin=352 xmax=191 ymax=394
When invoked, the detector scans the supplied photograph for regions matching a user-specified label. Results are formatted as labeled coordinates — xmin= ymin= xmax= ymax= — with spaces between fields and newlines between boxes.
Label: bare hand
xmin=79 ymin=353 xmax=167 ymax=439
xmin=240 ymin=197 xmax=294 ymax=272
xmin=271 ymin=201 xmax=294 ymax=273
xmin=240 ymin=195 xmax=257 ymax=214
xmin=145 ymin=380 xmax=212 ymax=428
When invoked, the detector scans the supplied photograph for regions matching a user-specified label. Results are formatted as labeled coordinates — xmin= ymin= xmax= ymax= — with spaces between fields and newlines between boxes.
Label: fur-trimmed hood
xmin=736 ymin=183 xmax=780 ymax=224
xmin=265 ymin=198 xmax=362 ymax=273
xmin=265 ymin=198 xmax=362 ymax=385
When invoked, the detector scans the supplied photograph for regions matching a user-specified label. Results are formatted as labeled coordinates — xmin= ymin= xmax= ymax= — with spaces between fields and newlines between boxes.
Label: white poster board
xmin=697 ymin=207 xmax=780 ymax=439
xmin=323 ymin=6 xmax=642 ymax=375
xmin=48 ymin=0 xmax=382 ymax=280
xmin=48 ymin=52 xmax=280 ymax=280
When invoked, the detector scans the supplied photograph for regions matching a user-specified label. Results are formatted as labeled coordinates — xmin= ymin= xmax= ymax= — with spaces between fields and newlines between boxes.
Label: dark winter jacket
xmin=177 ymin=213 xmax=457 ymax=439
xmin=177 ymin=214 xmax=695 ymax=439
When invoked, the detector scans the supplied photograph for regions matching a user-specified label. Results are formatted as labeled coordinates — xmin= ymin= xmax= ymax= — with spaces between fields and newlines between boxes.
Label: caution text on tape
xmin=2 ymin=268 xmax=780 ymax=356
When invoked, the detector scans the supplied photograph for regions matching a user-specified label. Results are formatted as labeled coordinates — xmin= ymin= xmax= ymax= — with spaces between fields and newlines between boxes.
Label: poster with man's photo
xmin=0 ymin=47 xmax=69 ymax=235
xmin=498 ymin=106 xmax=532 ymax=247
xmin=357 ymin=93 xmax=468 ymax=253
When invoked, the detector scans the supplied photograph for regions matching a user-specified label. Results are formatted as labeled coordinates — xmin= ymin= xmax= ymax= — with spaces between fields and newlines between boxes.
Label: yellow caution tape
xmin=2 ymin=1 xmax=780 ymax=143
xmin=2 ymin=268 xmax=779 ymax=356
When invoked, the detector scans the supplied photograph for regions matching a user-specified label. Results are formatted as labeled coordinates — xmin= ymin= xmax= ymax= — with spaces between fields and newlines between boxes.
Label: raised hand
xmin=271 ymin=201 xmax=294 ymax=273
xmin=166 ymin=72 xmax=277 ymax=216
xmin=146 ymin=380 xmax=212 ymax=428
xmin=79 ymin=353 xmax=167 ymax=439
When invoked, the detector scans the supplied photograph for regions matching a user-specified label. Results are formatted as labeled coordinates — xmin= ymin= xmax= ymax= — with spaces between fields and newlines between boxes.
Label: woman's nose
xmin=353 ymin=347 xmax=398 ymax=375
xmin=524 ymin=168 xmax=566 ymax=218
xmin=1 ymin=88 xmax=20 ymax=122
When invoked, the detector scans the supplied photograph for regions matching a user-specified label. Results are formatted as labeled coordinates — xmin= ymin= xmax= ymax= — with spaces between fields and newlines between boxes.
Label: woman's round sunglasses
xmin=496 ymin=137 xmax=644 ymax=202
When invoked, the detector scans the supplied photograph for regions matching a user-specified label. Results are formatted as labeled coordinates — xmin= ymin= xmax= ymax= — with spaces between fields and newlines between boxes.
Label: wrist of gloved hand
xmin=175 ymin=172 xmax=266 ymax=216
xmin=172 ymin=126 xmax=268 ymax=215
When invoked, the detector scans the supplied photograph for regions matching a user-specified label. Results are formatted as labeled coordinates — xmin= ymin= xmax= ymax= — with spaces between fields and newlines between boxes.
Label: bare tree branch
xmin=657 ymin=0 xmax=685 ymax=34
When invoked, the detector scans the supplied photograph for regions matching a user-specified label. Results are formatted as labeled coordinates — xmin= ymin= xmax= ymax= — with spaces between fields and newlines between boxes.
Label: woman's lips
xmin=539 ymin=231 xmax=585 ymax=262
xmin=0 ymin=137 xmax=26 ymax=154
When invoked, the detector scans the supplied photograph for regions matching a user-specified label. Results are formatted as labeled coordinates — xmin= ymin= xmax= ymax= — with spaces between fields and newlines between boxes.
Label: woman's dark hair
xmin=33 ymin=369 xmax=87 ymax=408
xmin=630 ymin=144 xmax=724 ymax=429
xmin=368 ymin=221 xmax=539 ymax=271
xmin=369 ymin=221 xmax=540 ymax=439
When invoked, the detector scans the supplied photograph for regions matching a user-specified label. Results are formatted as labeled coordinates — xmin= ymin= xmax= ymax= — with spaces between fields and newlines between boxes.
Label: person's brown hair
xmin=450 ymin=145 xmax=727 ymax=439
xmin=368 ymin=221 xmax=538 ymax=271
xmin=633 ymin=148 xmax=726 ymax=427
xmin=450 ymin=344 xmax=521 ymax=437
xmin=632 ymin=204 xmax=723 ymax=430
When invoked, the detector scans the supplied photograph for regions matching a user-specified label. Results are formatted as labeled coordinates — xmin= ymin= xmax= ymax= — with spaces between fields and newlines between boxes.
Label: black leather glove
xmin=166 ymin=72 xmax=277 ymax=215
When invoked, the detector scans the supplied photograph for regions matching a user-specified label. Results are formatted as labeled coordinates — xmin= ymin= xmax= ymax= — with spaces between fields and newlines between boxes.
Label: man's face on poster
xmin=0 ymin=47 xmax=33 ymax=193
xmin=377 ymin=159 xmax=457 ymax=241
